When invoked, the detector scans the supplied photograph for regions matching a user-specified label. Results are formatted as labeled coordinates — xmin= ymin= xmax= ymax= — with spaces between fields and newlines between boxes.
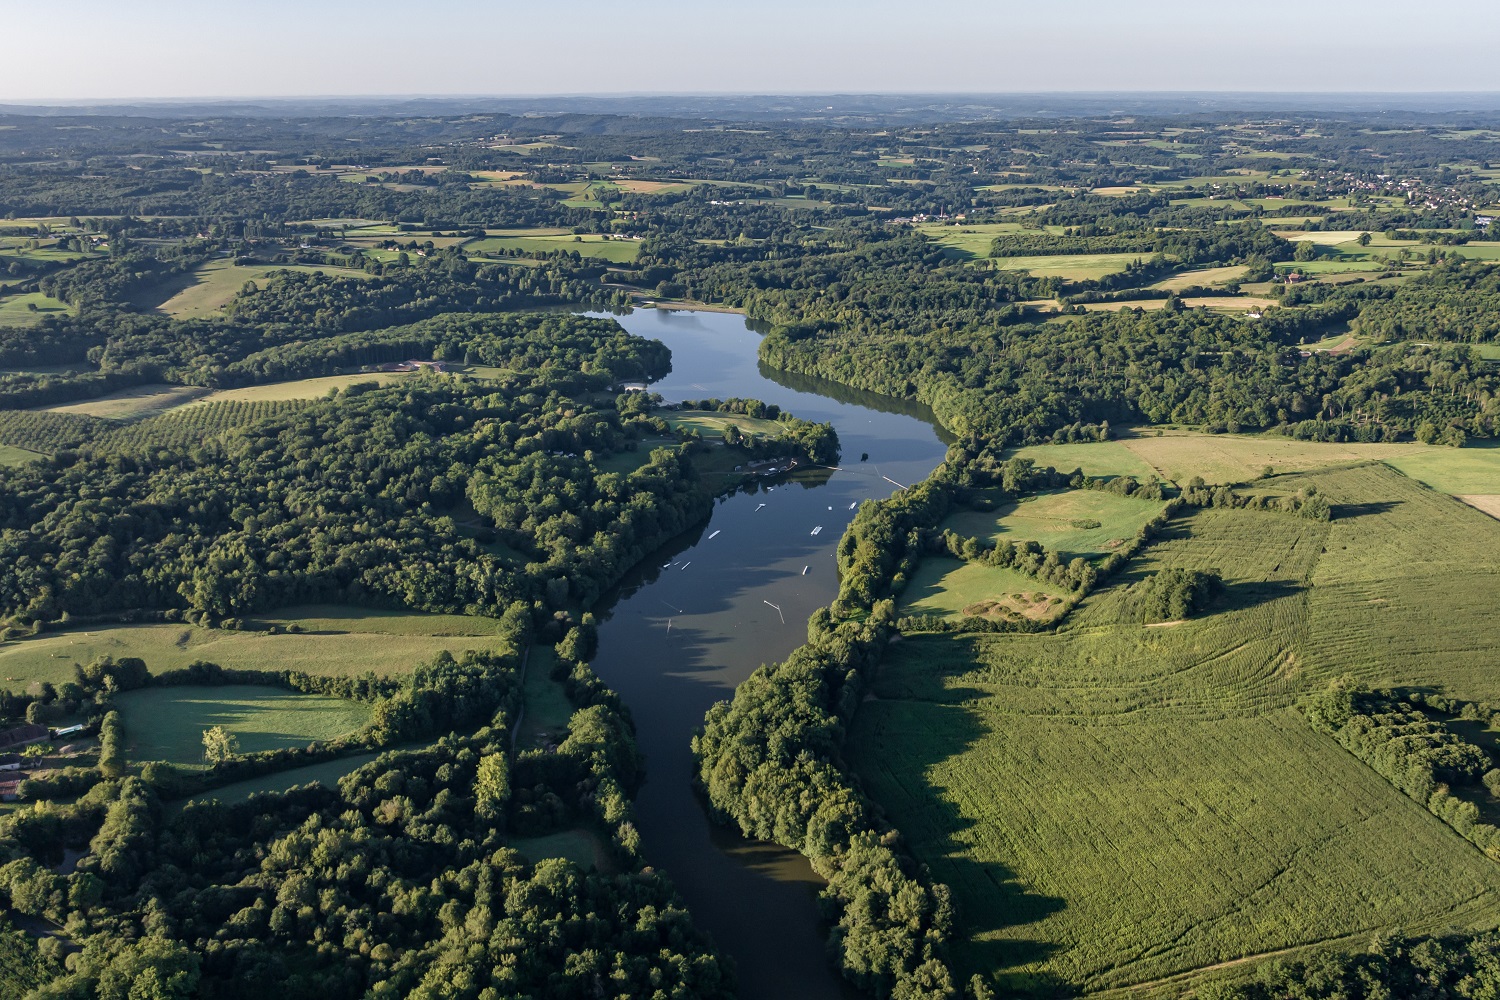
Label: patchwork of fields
xmin=854 ymin=457 xmax=1500 ymax=994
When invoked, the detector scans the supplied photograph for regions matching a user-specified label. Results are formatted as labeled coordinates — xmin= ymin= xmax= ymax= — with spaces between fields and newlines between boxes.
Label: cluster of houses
xmin=0 ymin=722 xmax=89 ymax=801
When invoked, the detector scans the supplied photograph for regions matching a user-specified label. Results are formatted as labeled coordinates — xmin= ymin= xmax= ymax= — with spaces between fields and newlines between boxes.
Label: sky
xmin=2 ymin=0 xmax=1497 ymax=101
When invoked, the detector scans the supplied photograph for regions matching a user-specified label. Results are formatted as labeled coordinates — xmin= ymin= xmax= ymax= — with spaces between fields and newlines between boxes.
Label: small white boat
xmin=709 ymin=530 xmax=720 ymax=539
xmin=849 ymin=502 xmax=857 ymax=510
xmin=755 ymin=503 xmax=766 ymax=511
xmin=802 ymin=566 xmax=809 ymax=575
xmin=681 ymin=562 xmax=691 ymax=570
xmin=810 ymin=526 xmax=823 ymax=536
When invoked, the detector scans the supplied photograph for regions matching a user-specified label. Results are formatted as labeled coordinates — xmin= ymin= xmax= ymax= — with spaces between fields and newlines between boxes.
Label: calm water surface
xmin=585 ymin=309 xmax=949 ymax=999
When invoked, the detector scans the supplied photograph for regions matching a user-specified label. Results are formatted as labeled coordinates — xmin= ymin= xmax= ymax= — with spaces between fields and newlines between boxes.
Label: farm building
xmin=0 ymin=724 xmax=49 ymax=751
xmin=379 ymin=359 xmax=447 ymax=373
xmin=0 ymin=780 xmax=20 ymax=802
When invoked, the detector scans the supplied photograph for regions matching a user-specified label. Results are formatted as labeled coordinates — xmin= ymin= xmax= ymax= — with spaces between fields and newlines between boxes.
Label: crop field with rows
xmin=850 ymin=460 xmax=1500 ymax=995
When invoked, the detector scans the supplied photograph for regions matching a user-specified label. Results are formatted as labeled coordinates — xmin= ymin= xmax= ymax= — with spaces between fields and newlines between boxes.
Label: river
xmin=585 ymin=309 xmax=950 ymax=1000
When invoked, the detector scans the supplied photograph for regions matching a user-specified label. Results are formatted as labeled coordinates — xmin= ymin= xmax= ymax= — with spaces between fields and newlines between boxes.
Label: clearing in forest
xmin=941 ymin=489 xmax=1163 ymax=557
xmin=151 ymin=259 xmax=372 ymax=318
xmin=114 ymin=684 xmax=371 ymax=767
xmin=0 ymin=618 xmax=509 ymax=691
xmin=852 ymin=465 xmax=1500 ymax=995
xmin=991 ymin=253 xmax=1144 ymax=282
xmin=896 ymin=557 xmax=1067 ymax=623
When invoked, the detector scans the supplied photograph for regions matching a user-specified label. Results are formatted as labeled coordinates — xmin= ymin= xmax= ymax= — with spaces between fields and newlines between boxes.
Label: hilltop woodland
xmin=3 ymin=106 xmax=1500 ymax=997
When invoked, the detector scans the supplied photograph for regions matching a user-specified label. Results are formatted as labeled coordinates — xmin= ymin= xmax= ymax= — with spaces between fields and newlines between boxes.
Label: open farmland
xmin=465 ymin=232 xmax=641 ymax=262
xmin=852 ymin=466 xmax=1500 ymax=994
xmin=897 ymin=557 xmax=1067 ymax=622
xmin=42 ymin=384 xmax=209 ymax=420
xmin=1014 ymin=430 xmax=1488 ymax=488
xmin=152 ymin=259 xmax=372 ymax=318
xmin=115 ymin=685 xmax=371 ymax=767
xmin=0 ymin=291 xmax=71 ymax=325
xmin=992 ymin=253 xmax=1144 ymax=281
xmin=941 ymin=489 xmax=1164 ymax=557
xmin=0 ymin=615 xmax=510 ymax=692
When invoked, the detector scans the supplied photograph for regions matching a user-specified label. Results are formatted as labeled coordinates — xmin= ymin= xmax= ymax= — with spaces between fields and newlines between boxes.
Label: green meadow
xmin=115 ymin=685 xmax=371 ymax=767
xmin=853 ymin=463 xmax=1500 ymax=995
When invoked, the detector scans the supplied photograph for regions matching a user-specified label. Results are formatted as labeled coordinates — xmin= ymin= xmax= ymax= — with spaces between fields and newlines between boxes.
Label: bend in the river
xmin=584 ymin=309 xmax=950 ymax=1000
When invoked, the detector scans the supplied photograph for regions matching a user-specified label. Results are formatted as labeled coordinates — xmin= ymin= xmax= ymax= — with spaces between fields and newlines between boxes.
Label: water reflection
xmin=584 ymin=308 xmax=949 ymax=1000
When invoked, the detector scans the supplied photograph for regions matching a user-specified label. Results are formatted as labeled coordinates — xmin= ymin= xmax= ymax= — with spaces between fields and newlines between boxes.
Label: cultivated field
xmin=115 ymin=685 xmax=371 ymax=767
xmin=854 ymin=469 xmax=1500 ymax=993
xmin=941 ymin=489 xmax=1164 ymax=557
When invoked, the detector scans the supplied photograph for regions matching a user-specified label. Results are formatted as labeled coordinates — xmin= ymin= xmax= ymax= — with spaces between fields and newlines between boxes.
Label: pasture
xmin=42 ymin=384 xmax=209 ymax=421
xmin=115 ymin=685 xmax=370 ymax=767
xmin=854 ymin=469 xmax=1500 ymax=993
xmin=152 ymin=259 xmax=372 ymax=318
xmin=896 ymin=557 xmax=1066 ymax=622
xmin=1007 ymin=440 xmax=1159 ymax=480
xmin=665 ymin=410 xmax=786 ymax=439
xmin=0 ymin=444 xmax=41 ymax=466
xmin=916 ymin=222 xmax=1026 ymax=258
xmin=940 ymin=489 xmax=1164 ymax=557
xmin=1016 ymin=430 xmax=1491 ymax=488
xmin=183 ymin=752 xmax=379 ymax=806
xmin=465 ymin=232 xmax=640 ymax=262
xmin=993 ymin=253 xmax=1145 ymax=282
xmin=187 ymin=372 xmax=412 ymax=404
xmin=0 ymin=618 xmax=511 ymax=692
xmin=1150 ymin=265 xmax=1247 ymax=290
xmin=0 ymin=291 xmax=72 ymax=326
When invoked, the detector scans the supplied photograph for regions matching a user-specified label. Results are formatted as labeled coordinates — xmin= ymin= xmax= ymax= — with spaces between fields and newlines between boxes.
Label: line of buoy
xmin=708 ymin=530 xmax=720 ymax=539
xmin=681 ymin=561 xmax=691 ymax=570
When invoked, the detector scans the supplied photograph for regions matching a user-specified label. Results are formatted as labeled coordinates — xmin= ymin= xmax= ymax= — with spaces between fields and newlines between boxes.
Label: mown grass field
xmin=993 ymin=253 xmax=1144 ymax=282
xmin=853 ymin=468 xmax=1500 ymax=994
xmin=183 ymin=752 xmax=378 ymax=806
xmin=0 ymin=618 xmax=510 ymax=692
xmin=941 ymin=489 xmax=1164 ymax=557
xmin=1150 ymin=265 xmax=1247 ymax=290
xmin=0 ymin=444 xmax=42 ymax=466
xmin=42 ymin=383 xmax=209 ymax=421
xmin=665 ymin=410 xmax=786 ymax=439
xmin=0 ymin=291 xmax=72 ymax=326
xmin=915 ymin=222 xmax=1026 ymax=258
xmin=897 ymin=557 xmax=1066 ymax=621
xmin=188 ymin=373 xmax=413 ymax=405
xmin=466 ymin=233 xmax=641 ymax=262
xmin=115 ymin=685 xmax=371 ymax=767
xmin=1016 ymin=430 xmax=1496 ymax=488
xmin=153 ymin=259 xmax=372 ymax=318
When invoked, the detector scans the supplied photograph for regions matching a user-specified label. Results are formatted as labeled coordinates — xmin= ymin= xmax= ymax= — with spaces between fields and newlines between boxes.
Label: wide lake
xmin=586 ymin=308 xmax=950 ymax=999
